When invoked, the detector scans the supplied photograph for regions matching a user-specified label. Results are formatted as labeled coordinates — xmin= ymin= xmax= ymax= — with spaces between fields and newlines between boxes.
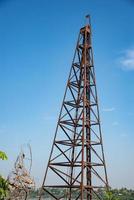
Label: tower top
xmin=80 ymin=15 xmax=91 ymax=34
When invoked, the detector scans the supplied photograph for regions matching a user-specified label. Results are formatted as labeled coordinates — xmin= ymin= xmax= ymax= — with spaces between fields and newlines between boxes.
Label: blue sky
xmin=0 ymin=0 xmax=134 ymax=189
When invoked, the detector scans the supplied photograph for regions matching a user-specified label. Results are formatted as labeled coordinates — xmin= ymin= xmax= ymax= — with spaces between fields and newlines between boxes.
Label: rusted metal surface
xmin=8 ymin=145 xmax=35 ymax=200
xmin=39 ymin=16 xmax=109 ymax=200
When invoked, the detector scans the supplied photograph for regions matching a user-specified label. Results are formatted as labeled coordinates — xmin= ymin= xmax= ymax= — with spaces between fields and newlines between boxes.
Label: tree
xmin=0 ymin=176 xmax=9 ymax=200
xmin=0 ymin=152 xmax=8 ymax=161
xmin=104 ymin=190 xmax=119 ymax=200
xmin=0 ymin=151 xmax=9 ymax=200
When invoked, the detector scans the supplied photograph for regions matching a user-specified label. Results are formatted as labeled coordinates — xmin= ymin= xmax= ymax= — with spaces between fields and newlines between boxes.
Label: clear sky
xmin=0 ymin=0 xmax=134 ymax=189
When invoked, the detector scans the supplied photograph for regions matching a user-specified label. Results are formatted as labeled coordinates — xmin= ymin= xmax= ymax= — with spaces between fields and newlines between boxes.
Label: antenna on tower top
xmin=85 ymin=14 xmax=91 ymax=26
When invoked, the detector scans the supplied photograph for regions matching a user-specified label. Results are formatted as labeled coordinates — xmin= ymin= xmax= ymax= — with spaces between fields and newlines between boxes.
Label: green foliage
xmin=104 ymin=190 xmax=119 ymax=200
xmin=115 ymin=188 xmax=134 ymax=200
xmin=29 ymin=188 xmax=134 ymax=199
xmin=0 ymin=176 xmax=9 ymax=200
xmin=0 ymin=151 xmax=9 ymax=199
xmin=0 ymin=151 xmax=8 ymax=161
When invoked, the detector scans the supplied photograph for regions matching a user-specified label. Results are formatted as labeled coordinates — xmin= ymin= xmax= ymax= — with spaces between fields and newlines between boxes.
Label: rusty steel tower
xmin=39 ymin=16 xmax=109 ymax=200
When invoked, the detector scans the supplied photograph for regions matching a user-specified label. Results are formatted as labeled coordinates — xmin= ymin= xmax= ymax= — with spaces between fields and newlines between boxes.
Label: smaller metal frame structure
xmin=8 ymin=145 xmax=35 ymax=200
